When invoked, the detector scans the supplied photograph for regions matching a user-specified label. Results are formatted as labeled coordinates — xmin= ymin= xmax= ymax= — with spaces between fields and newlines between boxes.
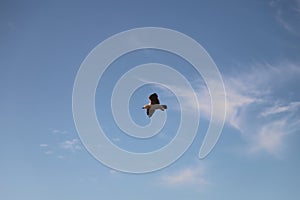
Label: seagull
xmin=142 ymin=93 xmax=167 ymax=118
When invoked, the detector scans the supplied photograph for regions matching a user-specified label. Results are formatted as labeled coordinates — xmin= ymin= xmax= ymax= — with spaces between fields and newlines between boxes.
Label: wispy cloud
xmin=39 ymin=143 xmax=54 ymax=155
xmin=52 ymin=129 xmax=68 ymax=134
xmin=60 ymin=139 xmax=82 ymax=152
xmin=250 ymin=119 xmax=287 ymax=156
xmin=261 ymin=102 xmax=300 ymax=117
xmin=44 ymin=150 xmax=54 ymax=155
xmin=161 ymin=165 xmax=207 ymax=187
xmin=270 ymin=0 xmax=300 ymax=36
xmin=154 ymin=62 xmax=300 ymax=157
xmin=40 ymin=129 xmax=83 ymax=159
xmin=223 ymin=62 xmax=300 ymax=156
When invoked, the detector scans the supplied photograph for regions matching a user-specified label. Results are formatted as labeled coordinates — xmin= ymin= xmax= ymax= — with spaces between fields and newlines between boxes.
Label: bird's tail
xmin=162 ymin=105 xmax=167 ymax=109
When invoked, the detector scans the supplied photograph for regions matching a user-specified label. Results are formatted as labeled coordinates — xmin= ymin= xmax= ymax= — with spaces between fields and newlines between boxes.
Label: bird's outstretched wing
xmin=149 ymin=93 xmax=160 ymax=105
xmin=147 ymin=107 xmax=155 ymax=118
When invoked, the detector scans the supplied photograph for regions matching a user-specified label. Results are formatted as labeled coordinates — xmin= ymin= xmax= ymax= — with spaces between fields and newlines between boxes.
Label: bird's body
xmin=142 ymin=93 xmax=167 ymax=118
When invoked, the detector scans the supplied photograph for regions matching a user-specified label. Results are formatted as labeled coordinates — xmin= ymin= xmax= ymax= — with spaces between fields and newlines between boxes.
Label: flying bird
xmin=142 ymin=93 xmax=167 ymax=118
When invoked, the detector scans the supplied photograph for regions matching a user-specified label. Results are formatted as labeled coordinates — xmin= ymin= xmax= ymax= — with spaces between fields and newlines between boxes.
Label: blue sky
xmin=1 ymin=0 xmax=300 ymax=199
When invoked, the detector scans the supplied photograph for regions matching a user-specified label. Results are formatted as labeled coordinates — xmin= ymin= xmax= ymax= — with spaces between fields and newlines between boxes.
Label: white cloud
xmin=261 ymin=102 xmax=300 ymax=117
xmin=223 ymin=81 xmax=261 ymax=130
xmin=152 ymin=62 xmax=300 ymax=157
xmin=39 ymin=144 xmax=54 ymax=155
xmin=276 ymin=11 xmax=298 ymax=35
xmin=270 ymin=0 xmax=300 ymax=36
xmin=250 ymin=119 xmax=287 ymax=155
xmin=61 ymin=139 xmax=82 ymax=152
xmin=223 ymin=62 xmax=300 ymax=156
xmin=52 ymin=129 xmax=68 ymax=134
xmin=40 ymin=144 xmax=48 ymax=147
xmin=44 ymin=150 xmax=53 ymax=155
xmin=161 ymin=165 xmax=207 ymax=187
